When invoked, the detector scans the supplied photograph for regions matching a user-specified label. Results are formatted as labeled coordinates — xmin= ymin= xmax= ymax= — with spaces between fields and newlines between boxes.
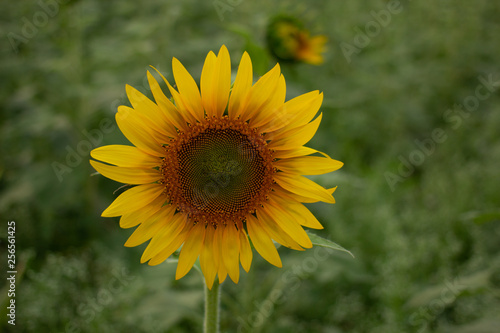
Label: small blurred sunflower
xmin=90 ymin=45 xmax=342 ymax=289
xmin=267 ymin=15 xmax=327 ymax=65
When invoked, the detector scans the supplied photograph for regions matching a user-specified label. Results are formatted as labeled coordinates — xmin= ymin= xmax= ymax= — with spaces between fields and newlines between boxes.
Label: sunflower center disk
xmin=162 ymin=118 xmax=274 ymax=225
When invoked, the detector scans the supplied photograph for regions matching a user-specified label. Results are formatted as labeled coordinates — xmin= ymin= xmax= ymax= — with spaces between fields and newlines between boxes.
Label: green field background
xmin=1 ymin=0 xmax=500 ymax=332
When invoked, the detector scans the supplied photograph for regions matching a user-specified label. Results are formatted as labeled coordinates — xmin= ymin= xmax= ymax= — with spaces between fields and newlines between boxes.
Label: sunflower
xmin=267 ymin=16 xmax=327 ymax=65
xmin=90 ymin=45 xmax=342 ymax=289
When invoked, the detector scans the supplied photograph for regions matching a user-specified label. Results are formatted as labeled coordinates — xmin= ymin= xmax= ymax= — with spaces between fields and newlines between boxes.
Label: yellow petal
xmin=249 ymin=75 xmax=286 ymax=129
xmin=270 ymin=188 xmax=324 ymax=229
xmin=175 ymin=222 xmax=206 ymax=279
xmin=201 ymin=46 xmax=231 ymax=118
xmin=118 ymin=105 xmax=172 ymax=142
xmin=147 ymin=71 xmax=187 ymax=131
xmin=115 ymin=107 xmax=166 ymax=157
xmin=90 ymin=160 xmax=160 ymax=185
xmin=214 ymin=45 xmax=231 ymax=118
xmin=222 ymin=223 xmax=240 ymax=284
xmin=149 ymin=66 xmax=191 ymax=129
xmin=228 ymin=52 xmax=253 ymax=119
xmin=256 ymin=208 xmax=304 ymax=251
xmin=272 ymin=146 xmax=318 ymax=159
xmin=240 ymin=63 xmax=281 ymax=121
xmin=261 ymin=91 xmax=322 ymax=133
xmin=274 ymin=172 xmax=335 ymax=204
xmin=268 ymin=113 xmax=322 ymax=150
xmin=201 ymin=51 xmax=217 ymax=118
xmin=148 ymin=222 xmax=190 ymax=266
xmin=200 ymin=224 xmax=217 ymax=289
xmin=246 ymin=214 xmax=282 ymax=267
xmin=239 ymin=228 xmax=253 ymax=272
xmin=140 ymin=210 xmax=186 ymax=263
xmin=119 ymin=195 xmax=167 ymax=229
xmin=125 ymin=84 xmax=177 ymax=137
xmin=262 ymin=202 xmax=312 ymax=249
xmin=91 ymin=145 xmax=160 ymax=168
xmin=213 ymin=226 xmax=228 ymax=283
xmin=172 ymin=57 xmax=204 ymax=122
xmin=124 ymin=213 xmax=165 ymax=247
xmin=281 ymin=92 xmax=323 ymax=132
xmin=275 ymin=156 xmax=344 ymax=175
xmin=102 ymin=184 xmax=164 ymax=217
xmin=281 ymin=186 xmax=337 ymax=204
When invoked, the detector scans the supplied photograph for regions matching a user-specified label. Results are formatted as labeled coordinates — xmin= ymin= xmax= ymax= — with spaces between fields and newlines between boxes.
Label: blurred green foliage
xmin=1 ymin=0 xmax=500 ymax=332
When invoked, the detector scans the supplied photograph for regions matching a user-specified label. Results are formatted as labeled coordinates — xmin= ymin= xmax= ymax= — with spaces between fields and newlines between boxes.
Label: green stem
xmin=204 ymin=280 xmax=221 ymax=333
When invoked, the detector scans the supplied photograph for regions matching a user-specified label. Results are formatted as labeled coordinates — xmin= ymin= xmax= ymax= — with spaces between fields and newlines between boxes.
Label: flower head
xmin=90 ymin=45 xmax=342 ymax=289
xmin=267 ymin=16 xmax=327 ymax=65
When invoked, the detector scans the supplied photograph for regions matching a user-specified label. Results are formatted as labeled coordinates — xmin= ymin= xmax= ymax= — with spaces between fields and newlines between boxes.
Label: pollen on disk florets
xmin=161 ymin=116 xmax=275 ymax=226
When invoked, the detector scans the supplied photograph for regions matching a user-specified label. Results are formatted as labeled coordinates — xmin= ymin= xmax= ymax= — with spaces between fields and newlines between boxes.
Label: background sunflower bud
xmin=266 ymin=15 xmax=327 ymax=65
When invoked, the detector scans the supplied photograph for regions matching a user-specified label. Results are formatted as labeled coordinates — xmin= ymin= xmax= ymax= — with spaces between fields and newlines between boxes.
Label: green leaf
xmin=307 ymin=232 xmax=354 ymax=258
xmin=460 ymin=210 xmax=500 ymax=225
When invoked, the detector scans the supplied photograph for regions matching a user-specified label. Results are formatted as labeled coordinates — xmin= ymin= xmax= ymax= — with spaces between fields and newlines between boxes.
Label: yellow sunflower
xmin=267 ymin=16 xmax=327 ymax=65
xmin=90 ymin=45 xmax=342 ymax=289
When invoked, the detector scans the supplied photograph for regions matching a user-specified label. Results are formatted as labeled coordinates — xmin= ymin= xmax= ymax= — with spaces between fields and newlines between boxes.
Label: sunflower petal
xmin=268 ymin=113 xmax=323 ymax=150
xmin=115 ymin=107 xmax=166 ymax=156
xmin=239 ymin=228 xmax=253 ymax=272
xmin=274 ymin=172 xmax=335 ymax=204
xmin=102 ymin=184 xmax=164 ymax=217
xmin=261 ymin=91 xmax=322 ymax=133
xmin=202 ymin=46 xmax=231 ymax=119
xmin=229 ymin=52 xmax=253 ymax=119
xmin=270 ymin=188 xmax=324 ymax=229
xmin=222 ymin=223 xmax=240 ymax=283
xmin=214 ymin=226 xmax=228 ymax=283
xmin=240 ymin=63 xmax=281 ymax=121
xmin=91 ymin=145 xmax=160 ymax=168
xmin=125 ymin=84 xmax=177 ymax=137
xmin=172 ymin=57 xmax=204 ymax=122
xmin=272 ymin=146 xmax=318 ymax=159
xmin=124 ymin=213 xmax=165 ymax=247
xmin=148 ymin=222 xmax=190 ymax=266
xmin=176 ymin=222 xmax=206 ymax=279
xmin=249 ymin=75 xmax=286 ymax=129
xmin=149 ymin=66 xmax=192 ymax=128
xmin=262 ymin=201 xmax=312 ymax=248
xmin=200 ymin=224 xmax=217 ymax=289
xmin=147 ymin=70 xmax=187 ymax=131
xmin=256 ymin=208 xmax=304 ymax=251
xmin=282 ymin=186 xmax=338 ymax=204
xmin=119 ymin=195 xmax=167 ymax=229
xmin=141 ymin=210 xmax=185 ymax=263
xmin=201 ymin=51 xmax=217 ymax=118
xmin=275 ymin=156 xmax=343 ymax=175
xmin=90 ymin=160 xmax=160 ymax=185
xmin=246 ymin=215 xmax=282 ymax=267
